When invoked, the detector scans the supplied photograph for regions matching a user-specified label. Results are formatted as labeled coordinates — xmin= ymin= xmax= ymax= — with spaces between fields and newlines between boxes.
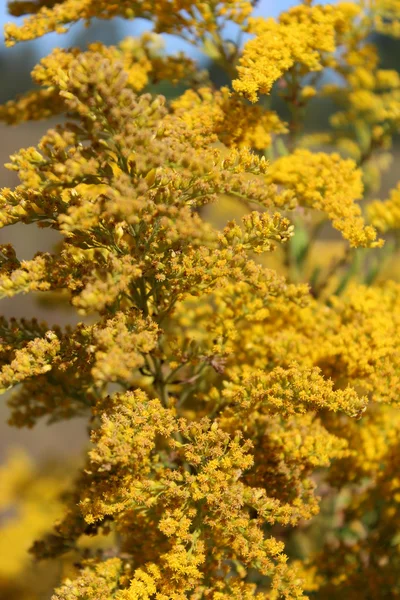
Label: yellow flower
xmin=233 ymin=3 xmax=358 ymax=102
xmin=368 ymin=182 xmax=400 ymax=231
xmin=267 ymin=149 xmax=383 ymax=247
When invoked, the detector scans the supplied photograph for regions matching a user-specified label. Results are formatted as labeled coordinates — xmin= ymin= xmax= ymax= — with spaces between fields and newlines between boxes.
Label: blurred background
xmin=0 ymin=0 xmax=400 ymax=462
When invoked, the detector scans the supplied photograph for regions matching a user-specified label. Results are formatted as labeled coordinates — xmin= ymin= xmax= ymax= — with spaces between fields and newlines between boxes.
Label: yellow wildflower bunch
xmin=294 ymin=1 xmax=400 ymax=190
xmin=5 ymin=0 xmax=253 ymax=46
xmin=368 ymin=182 xmax=400 ymax=231
xmin=0 ymin=34 xmax=196 ymax=125
xmin=320 ymin=53 xmax=400 ymax=189
xmin=233 ymin=3 xmax=360 ymax=102
xmin=172 ymin=86 xmax=287 ymax=150
xmin=2 ymin=0 xmax=400 ymax=599
xmin=267 ymin=149 xmax=382 ymax=248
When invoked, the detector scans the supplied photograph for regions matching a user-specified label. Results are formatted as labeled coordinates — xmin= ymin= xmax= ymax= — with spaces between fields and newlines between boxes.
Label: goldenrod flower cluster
xmin=172 ymin=87 xmax=287 ymax=150
xmin=368 ymin=182 xmax=400 ymax=232
xmin=233 ymin=3 xmax=360 ymax=102
xmin=2 ymin=0 xmax=400 ymax=598
xmin=5 ymin=0 xmax=253 ymax=46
